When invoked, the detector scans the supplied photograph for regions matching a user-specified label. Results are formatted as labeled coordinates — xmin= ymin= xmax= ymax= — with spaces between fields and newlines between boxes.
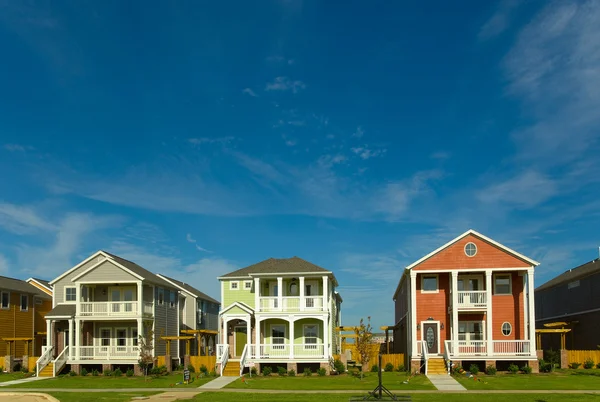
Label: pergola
xmin=2 ymin=337 xmax=33 ymax=356
xmin=535 ymin=322 xmax=574 ymax=350
xmin=180 ymin=329 xmax=219 ymax=356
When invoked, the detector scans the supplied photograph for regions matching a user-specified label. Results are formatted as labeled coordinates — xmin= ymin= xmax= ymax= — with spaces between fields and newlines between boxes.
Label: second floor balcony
xmin=78 ymin=301 xmax=154 ymax=318
xmin=259 ymin=296 xmax=325 ymax=312
xmin=456 ymin=290 xmax=487 ymax=310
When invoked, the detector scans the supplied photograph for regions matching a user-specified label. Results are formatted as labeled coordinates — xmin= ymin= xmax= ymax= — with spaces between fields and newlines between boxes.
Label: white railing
xmin=282 ymin=297 xmax=300 ymax=310
xmin=79 ymin=302 xmax=140 ymax=317
xmin=259 ymin=297 xmax=279 ymax=311
xmin=457 ymin=340 xmax=487 ymax=355
xmin=219 ymin=344 xmax=229 ymax=376
xmin=293 ymin=344 xmax=325 ymax=357
xmin=248 ymin=344 xmax=326 ymax=359
xmin=239 ymin=344 xmax=249 ymax=377
xmin=421 ymin=340 xmax=429 ymax=375
xmin=443 ymin=340 xmax=451 ymax=375
xmin=36 ymin=346 xmax=53 ymax=377
xmin=77 ymin=346 xmax=139 ymax=360
xmin=457 ymin=291 xmax=487 ymax=309
xmin=493 ymin=340 xmax=531 ymax=356
xmin=143 ymin=302 xmax=154 ymax=315
xmin=216 ymin=344 xmax=226 ymax=361
xmin=53 ymin=346 xmax=69 ymax=377
xmin=258 ymin=296 xmax=324 ymax=312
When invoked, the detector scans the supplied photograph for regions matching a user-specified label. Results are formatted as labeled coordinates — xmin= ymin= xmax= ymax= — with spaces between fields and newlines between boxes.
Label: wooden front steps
xmin=223 ymin=361 xmax=241 ymax=376
xmin=427 ymin=358 xmax=447 ymax=375
xmin=38 ymin=363 xmax=54 ymax=377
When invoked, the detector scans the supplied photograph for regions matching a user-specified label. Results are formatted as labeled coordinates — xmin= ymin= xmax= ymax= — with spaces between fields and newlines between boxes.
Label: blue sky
xmin=0 ymin=0 xmax=599 ymax=330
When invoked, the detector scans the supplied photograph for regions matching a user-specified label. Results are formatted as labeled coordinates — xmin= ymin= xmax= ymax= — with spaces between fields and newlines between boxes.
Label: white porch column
xmin=75 ymin=319 xmax=81 ymax=360
xmin=410 ymin=272 xmax=417 ymax=356
xmin=46 ymin=320 xmax=52 ymax=352
xmin=322 ymin=276 xmax=328 ymax=312
xmin=254 ymin=278 xmax=260 ymax=312
xmin=137 ymin=318 xmax=143 ymax=354
xmin=289 ymin=318 xmax=295 ymax=359
xmin=322 ymin=316 xmax=329 ymax=359
xmin=485 ymin=270 xmax=493 ymax=356
xmin=277 ymin=277 xmax=283 ymax=311
xmin=527 ymin=268 xmax=536 ymax=356
xmin=246 ymin=315 xmax=251 ymax=349
xmin=137 ymin=281 xmax=143 ymax=315
xmin=255 ymin=317 xmax=261 ymax=358
xmin=68 ymin=319 xmax=74 ymax=358
xmin=451 ymin=271 xmax=459 ymax=356
xmin=299 ymin=277 xmax=305 ymax=311
xmin=222 ymin=318 xmax=229 ymax=345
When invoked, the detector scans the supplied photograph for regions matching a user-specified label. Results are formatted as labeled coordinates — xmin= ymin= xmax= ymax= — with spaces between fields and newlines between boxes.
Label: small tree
xmin=138 ymin=323 xmax=154 ymax=381
xmin=354 ymin=317 xmax=374 ymax=379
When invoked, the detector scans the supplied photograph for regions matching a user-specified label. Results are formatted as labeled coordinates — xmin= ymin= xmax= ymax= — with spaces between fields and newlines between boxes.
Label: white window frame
xmin=464 ymin=242 xmax=478 ymax=257
xmin=501 ymin=322 xmax=512 ymax=336
xmin=243 ymin=281 xmax=252 ymax=290
xmin=270 ymin=323 xmax=287 ymax=350
xmin=230 ymin=281 xmax=239 ymax=290
xmin=1 ymin=291 xmax=10 ymax=309
xmin=20 ymin=294 xmax=28 ymax=312
xmin=421 ymin=274 xmax=439 ymax=293
xmin=169 ymin=290 xmax=176 ymax=309
xmin=457 ymin=275 xmax=483 ymax=291
xmin=157 ymin=288 xmax=164 ymax=305
xmin=98 ymin=327 xmax=112 ymax=352
xmin=458 ymin=320 xmax=485 ymax=342
xmin=493 ymin=274 xmax=512 ymax=295
xmin=303 ymin=323 xmax=319 ymax=350
xmin=115 ymin=327 xmax=128 ymax=351
xmin=64 ymin=286 xmax=77 ymax=303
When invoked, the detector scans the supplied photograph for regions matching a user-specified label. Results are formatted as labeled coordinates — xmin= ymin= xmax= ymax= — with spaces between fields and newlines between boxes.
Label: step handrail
xmin=421 ymin=340 xmax=429 ymax=375
xmin=53 ymin=346 xmax=69 ymax=377
xmin=219 ymin=344 xmax=229 ymax=376
xmin=239 ymin=344 xmax=249 ymax=377
xmin=443 ymin=340 xmax=451 ymax=375
xmin=36 ymin=346 xmax=54 ymax=377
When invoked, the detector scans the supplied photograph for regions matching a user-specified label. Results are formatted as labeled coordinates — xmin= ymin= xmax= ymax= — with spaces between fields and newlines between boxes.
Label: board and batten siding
xmin=53 ymin=255 xmax=109 ymax=304
xmin=153 ymin=286 xmax=180 ymax=357
xmin=75 ymin=260 xmax=139 ymax=283
xmin=183 ymin=294 xmax=195 ymax=330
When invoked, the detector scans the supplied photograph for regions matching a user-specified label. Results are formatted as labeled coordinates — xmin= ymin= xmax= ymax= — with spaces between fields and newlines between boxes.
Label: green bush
xmin=21 ymin=367 xmax=29 ymax=374
xmin=91 ymin=369 xmax=99 ymax=376
xmin=113 ymin=368 xmax=122 ymax=377
xmin=250 ymin=367 xmax=257 ymax=376
xmin=539 ymin=359 xmax=553 ymax=373
xmin=103 ymin=369 xmax=113 ymax=376
xmin=569 ymin=362 xmax=582 ymax=369
xmin=209 ymin=370 xmax=217 ymax=377
xmin=200 ymin=364 xmax=208 ymax=374
xmin=596 ymin=362 xmax=600 ymax=369
xmin=452 ymin=364 xmax=463 ymax=375
xmin=81 ymin=368 xmax=88 ymax=376
xmin=288 ymin=369 xmax=296 ymax=377
xmin=334 ymin=359 xmax=345 ymax=373
xmin=69 ymin=370 xmax=77 ymax=376
xmin=507 ymin=364 xmax=519 ymax=374
xmin=175 ymin=364 xmax=185 ymax=371
xmin=384 ymin=363 xmax=394 ymax=372
xmin=583 ymin=359 xmax=595 ymax=369
xmin=370 ymin=364 xmax=379 ymax=373
xmin=317 ymin=367 xmax=327 ymax=376
xmin=485 ymin=365 xmax=497 ymax=375
xmin=521 ymin=365 xmax=532 ymax=374
xmin=544 ymin=349 xmax=560 ymax=367
xmin=303 ymin=367 xmax=312 ymax=376
xmin=13 ymin=363 xmax=22 ymax=372
xmin=126 ymin=369 xmax=134 ymax=377
xmin=187 ymin=365 xmax=196 ymax=373
xmin=469 ymin=364 xmax=479 ymax=375
xmin=277 ymin=366 xmax=286 ymax=376
xmin=262 ymin=366 xmax=272 ymax=376
xmin=397 ymin=364 xmax=405 ymax=372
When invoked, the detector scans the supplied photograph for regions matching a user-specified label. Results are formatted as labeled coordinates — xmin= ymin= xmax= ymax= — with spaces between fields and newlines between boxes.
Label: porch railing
xmin=79 ymin=302 xmax=140 ymax=317
xmin=258 ymin=297 xmax=324 ymax=312
xmin=248 ymin=344 xmax=326 ymax=359
xmin=219 ymin=344 xmax=229 ymax=376
xmin=493 ymin=340 xmax=530 ymax=355
xmin=456 ymin=340 xmax=487 ymax=355
xmin=445 ymin=340 xmax=533 ymax=357
xmin=78 ymin=346 xmax=139 ymax=360
xmin=239 ymin=344 xmax=249 ymax=377
xmin=53 ymin=346 xmax=69 ymax=377
xmin=456 ymin=291 xmax=487 ymax=309
xmin=36 ymin=346 xmax=53 ymax=377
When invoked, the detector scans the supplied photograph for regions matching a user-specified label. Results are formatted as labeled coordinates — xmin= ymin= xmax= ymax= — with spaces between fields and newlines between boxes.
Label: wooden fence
xmin=567 ymin=350 xmax=600 ymax=364
xmin=380 ymin=353 xmax=405 ymax=369
xmin=28 ymin=356 xmax=38 ymax=372
xmin=189 ymin=356 xmax=217 ymax=372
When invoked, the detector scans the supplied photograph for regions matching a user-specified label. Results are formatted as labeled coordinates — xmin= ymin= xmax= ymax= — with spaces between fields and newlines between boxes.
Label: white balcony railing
xmin=143 ymin=302 xmax=154 ymax=315
xmin=248 ymin=344 xmax=325 ymax=359
xmin=456 ymin=340 xmax=487 ymax=355
xmin=79 ymin=302 xmax=152 ymax=317
xmin=258 ymin=297 xmax=324 ymax=312
xmin=493 ymin=340 xmax=530 ymax=355
xmin=456 ymin=291 xmax=487 ymax=309
xmin=445 ymin=340 xmax=533 ymax=357
xmin=78 ymin=345 xmax=139 ymax=360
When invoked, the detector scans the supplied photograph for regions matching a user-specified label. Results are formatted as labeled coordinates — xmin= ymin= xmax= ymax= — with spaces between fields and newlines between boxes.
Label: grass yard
xmin=47 ymin=392 xmax=159 ymax=402
xmin=226 ymin=371 xmax=435 ymax=390
xmin=455 ymin=368 xmax=600 ymax=390
xmin=181 ymin=393 xmax=600 ymax=402
xmin=0 ymin=372 xmax=29 ymax=382
xmin=7 ymin=372 xmax=215 ymax=389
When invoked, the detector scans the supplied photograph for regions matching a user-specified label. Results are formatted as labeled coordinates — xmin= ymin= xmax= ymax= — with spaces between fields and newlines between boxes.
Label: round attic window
xmin=464 ymin=242 xmax=477 ymax=257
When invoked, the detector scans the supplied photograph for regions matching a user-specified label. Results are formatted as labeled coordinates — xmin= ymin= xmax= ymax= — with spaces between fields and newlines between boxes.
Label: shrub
xmin=176 ymin=364 xmax=185 ymax=371
xmin=452 ymin=364 xmax=463 ymax=375
xmin=485 ymin=365 xmax=497 ymax=375
xmin=103 ymin=369 xmax=113 ymax=376
xmin=250 ymin=367 xmax=257 ymax=376
xmin=13 ymin=363 xmax=22 ymax=372
xmin=397 ymin=364 xmax=405 ymax=372
xmin=569 ymin=362 xmax=582 ymax=369
xmin=187 ymin=365 xmax=195 ymax=373
xmin=92 ymin=369 xmax=99 ymax=376
xmin=69 ymin=370 xmax=77 ymax=376
xmin=596 ymin=362 xmax=600 ymax=369
xmin=507 ymin=364 xmax=519 ymax=374
xmin=385 ymin=363 xmax=394 ymax=372
xmin=317 ymin=367 xmax=327 ymax=376
xmin=277 ymin=366 xmax=286 ymax=376
xmin=539 ymin=359 xmax=553 ymax=373
xmin=209 ymin=370 xmax=217 ymax=377
xmin=81 ymin=368 xmax=88 ymax=376
xmin=469 ymin=364 xmax=479 ymax=375
xmin=303 ymin=367 xmax=312 ymax=376
xmin=370 ymin=364 xmax=379 ymax=373
xmin=521 ymin=365 xmax=532 ymax=374
xmin=126 ymin=369 xmax=134 ymax=377
xmin=262 ymin=366 xmax=272 ymax=376
xmin=544 ymin=349 xmax=560 ymax=368
xmin=288 ymin=369 xmax=296 ymax=377
xmin=113 ymin=368 xmax=122 ymax=377
xmin=583 ymin=359 xmax=595 ymax=369
xmin=334 ymin=359 xmax=345 ymax=373
xmin=21 ymin=367 xmax=29 ymax=374
xmin=200 ymin=364 xmax=208 ymax=374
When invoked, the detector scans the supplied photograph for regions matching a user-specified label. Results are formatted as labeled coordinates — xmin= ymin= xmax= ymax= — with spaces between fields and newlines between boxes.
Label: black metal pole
xmin=378 ymin=354 xmax=382 ymax=399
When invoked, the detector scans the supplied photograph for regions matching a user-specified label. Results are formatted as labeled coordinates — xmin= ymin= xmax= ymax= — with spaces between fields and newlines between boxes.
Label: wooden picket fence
xmin=567 ymin=350 xmax=600 ymax=365
xmin=189 ymin=356 xmax=217 ymax=372
xmin=380 ymin=353 xmax=405 ymax=369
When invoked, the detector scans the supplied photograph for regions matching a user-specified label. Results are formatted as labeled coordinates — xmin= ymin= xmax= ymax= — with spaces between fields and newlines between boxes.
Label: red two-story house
xmin=392 ymin=230 xmax=540 ymax=373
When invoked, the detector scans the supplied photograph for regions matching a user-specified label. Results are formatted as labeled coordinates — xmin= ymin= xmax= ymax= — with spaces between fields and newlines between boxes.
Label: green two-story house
xmin=217 ymin=257 xmax=343 ymax=376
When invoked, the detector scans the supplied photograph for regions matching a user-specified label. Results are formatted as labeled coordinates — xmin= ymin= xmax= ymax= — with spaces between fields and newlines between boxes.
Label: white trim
xmin=115 ymin=327 xmax=128 ymax=351
xmin=536 ymin=306 xmax=600 ymax=322
xmin=230 ymin=281 xmax=240 ymax=290
xmin=493 ymin=273 xmax=512 ymax=295
xmin=302 ymin=322 xmax=319 ymax=350
xmin=405 ymin=229 xmax=540 ymax=270
xmin=220 ymin=301 xmax=254 ymax=315
xmin=20 ymin=294 xmax=29 ymax=312
xmin=243 ymin=280 xmax=253 ymax=290
xmin=269 ymin=322 xmax=287 ymax=347
xmin=64 ymin=286 xmax=77 ymax=303
xmin=420 ymin=274 xmax=439 ymax=294
xmin=217 ymin=271 xmax=334 ymax=280
xmin=156 ymin=274 xmax=198 ymax=298
xmin=71 ymin=258 xmax=144 ymax=282
xmin=50 ymin=250 xmax=107 ymax=285
xmin=501 ymin=322 xmax=512 ymax=336
xmin=421 ymin=320 xmax=440 ymax=354
xmin=26 ymin=278 xmax=53 ymax=295
xmin=1 ymin=291 xmax=10 ymax=310
xmin=464 ymin=242 xmax=478 ymax=257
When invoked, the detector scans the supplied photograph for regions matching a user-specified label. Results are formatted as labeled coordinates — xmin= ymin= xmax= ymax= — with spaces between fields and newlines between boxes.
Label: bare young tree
xmin=138 ymin=323 xmax=154 ymax=381
xmin=354 ymin=317 xmax=374 ymax=379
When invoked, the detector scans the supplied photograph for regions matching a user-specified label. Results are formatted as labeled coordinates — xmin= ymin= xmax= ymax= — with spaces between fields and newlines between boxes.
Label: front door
xmin=422 ymin=322 xmax=439 ymax=354
xmin=235 ymin=326 xmax=247 ymax=356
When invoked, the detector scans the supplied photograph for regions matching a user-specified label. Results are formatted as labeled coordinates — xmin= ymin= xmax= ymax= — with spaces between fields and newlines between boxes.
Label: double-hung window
xmin=20 ymin=295 xmax=28 ymax=311
xmin=65 ymin=287 xmax=76 ymax=302
xmin=494 ymin=274 xmax=512 ymax=295
xmin=1 ymin=291 xmax=10 ymax=309
xmin=271 ymin=324 xmax=286 ymax=350
xmin=303 ymin=324 xmax=318 ymax=350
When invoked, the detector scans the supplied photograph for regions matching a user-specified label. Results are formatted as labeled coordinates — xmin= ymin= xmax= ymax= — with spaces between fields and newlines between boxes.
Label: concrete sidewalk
xmin=426 ymin=374 xmax=466 ymax=391
xmin=0 ymin=377 xmax=46 ymax=387
xmin=197 ymin=376 xmax=239 ymax=389
xmin=0 ymin=393 xmax=58 ymax=402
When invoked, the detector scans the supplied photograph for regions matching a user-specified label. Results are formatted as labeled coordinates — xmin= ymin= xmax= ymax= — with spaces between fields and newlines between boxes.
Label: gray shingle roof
xmin=46 ymin=304 xmax=76 ymax=318
xmin=221 ymin=257 xmax=335 ymax=282
xmin=0 ymin=275 xmax=51 ymax=299
xmin=536 ymin=258 xmax=600 ymax=292
xmin=158 ymin=274 xmax=220 ymax=305
xmin=102 ymin=251 xmax=175 ymax=288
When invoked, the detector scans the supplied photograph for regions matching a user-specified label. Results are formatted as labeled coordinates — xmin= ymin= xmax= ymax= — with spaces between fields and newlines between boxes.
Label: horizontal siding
xmin=54 ymin=255 xmax=109 ymax=304
xmin=415 ymin=273 xmax=450 ymax=353
xmin=492 ymin=272 xmax=525 ymax=340
xmin=76 ymin=260 xmax=139 ymax=283
xmin=0 ymin=292 xmax=34 ymax=356
xmin=222 ymin=280 xmax=255 ymax=308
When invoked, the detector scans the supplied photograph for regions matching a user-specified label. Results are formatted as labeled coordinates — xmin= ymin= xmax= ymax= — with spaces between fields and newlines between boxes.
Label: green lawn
xmin=7 ymin=372 xmax=215 ymax=389
xmin=455 ymin=369 xmax=600 ymax=390
xmin=226 ymin=372 xmax=435 ymax=390
xmin=181 ymin=393 xmax=600 ymax=402
xmin=0 ymin=372 xmax=29 ymax=383
xmin=47 ymin=392 xmax=159 ymax=402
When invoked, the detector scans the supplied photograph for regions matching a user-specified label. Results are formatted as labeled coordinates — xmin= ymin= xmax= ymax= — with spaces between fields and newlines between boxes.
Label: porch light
xmin=427 ymin=317 xmax=433 ymax=321
xmin=441 ymin=323 xmax=444 ymax=330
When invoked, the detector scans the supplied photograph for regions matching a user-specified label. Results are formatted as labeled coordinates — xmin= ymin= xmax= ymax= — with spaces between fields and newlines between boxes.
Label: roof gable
xmin=0 ymin=275 xmax=50 ymax=298
xmin=157 ymin=274 xmax=220 ymax=305
xmin=536 ymin=258 xmax=600 ymax=292
xmin=72 ymin=258 xmax=144 ymax=282
xmin=220 ymin=257 xmax=336 ymax=284
xmin=407 ymin=229 xmax=539 ymax=271
xmin=220 ymin=301 xmax=254 ymax=315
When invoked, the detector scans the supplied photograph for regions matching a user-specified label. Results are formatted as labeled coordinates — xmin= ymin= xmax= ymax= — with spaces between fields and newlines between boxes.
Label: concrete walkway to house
xmin=0 ymin=377 xmax=47 ymax=387
xmin=426 ymin=374 xmax=466 ymax=391
xmin=197 ymin=375 xmax=239 ymax=389
xmin=135 ymin=391 xmax=202 ymax=401
xmin=0 ymin=393 xmax=58 ymax=402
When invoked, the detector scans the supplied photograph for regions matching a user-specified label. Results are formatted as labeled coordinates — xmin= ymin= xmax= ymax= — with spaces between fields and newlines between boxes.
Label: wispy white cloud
xmin=265 ymin=76 xmax=306 ymax=94
xmin=352 ymin=126 xmax=364 ymax=138
xmin=351 ymin=146 xmax=386 ymax=160
xmin=186 ymin=233 xmax=196 ymax=243
xmin=242 ymin=88 xmax=258 ymax=97
xmin=0 ymin=203 xmax=57 ymax=234
xmin=478 ymin=0 xmax=519 ymax=41
xmin=477 ymin=170 xmax=558 ymax=209
xmin=188 ymin=137 xmax=234 ymax=145
xmin=186 ymin=233 xmax=212 ymax=253
xmin=430 ymin=151 xmax=450 ymax=160
xmin=4 ymin=144 xmax=33 ymax=152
